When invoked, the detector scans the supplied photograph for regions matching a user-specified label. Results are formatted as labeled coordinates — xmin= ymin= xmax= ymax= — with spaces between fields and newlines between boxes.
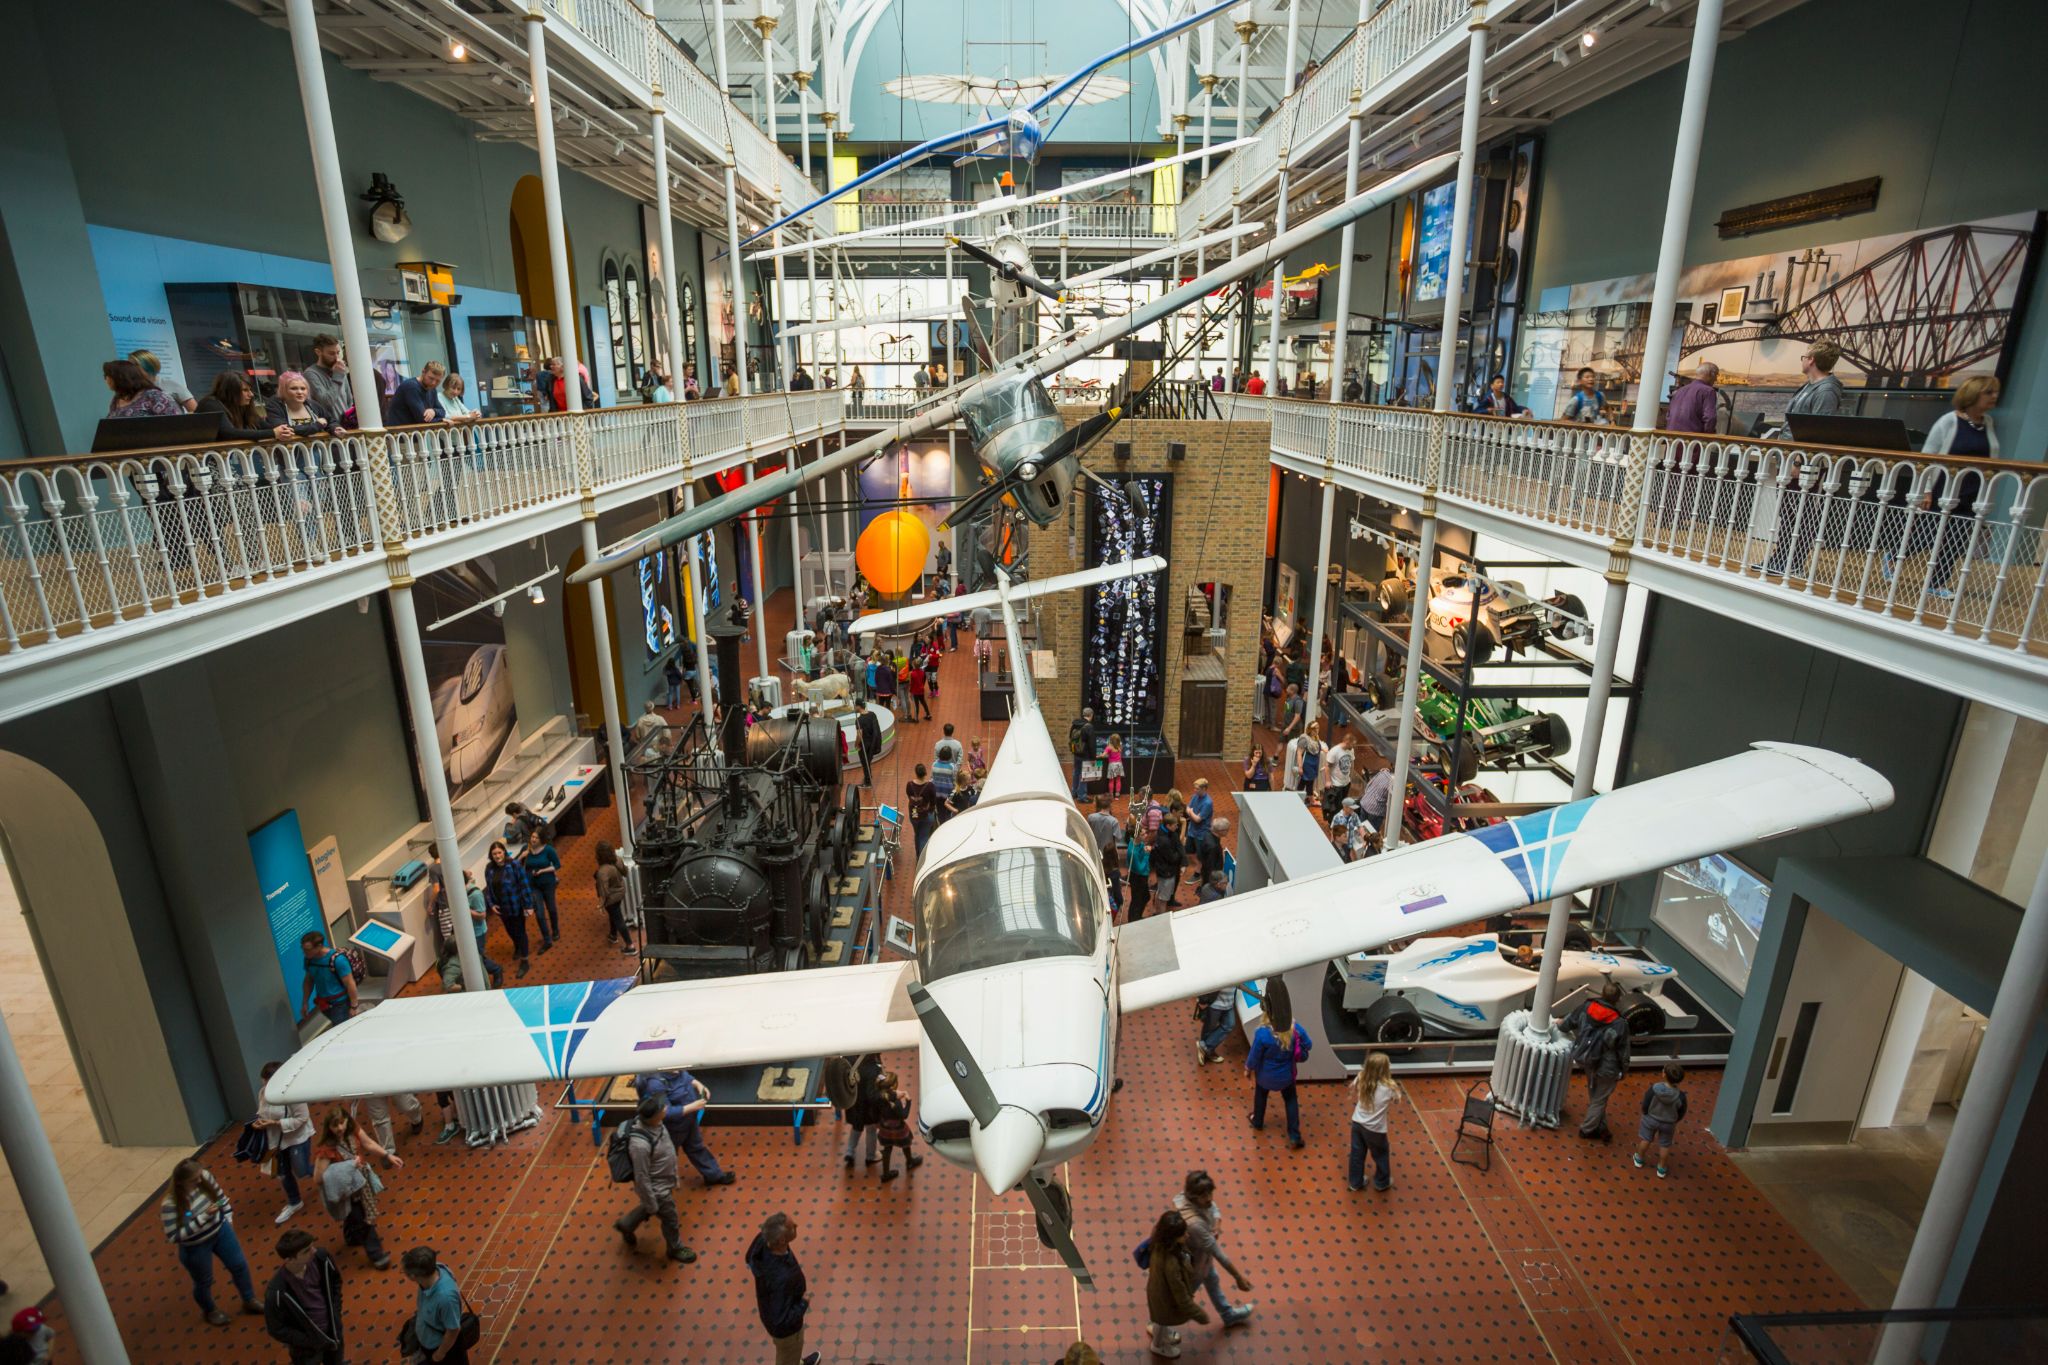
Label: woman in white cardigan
xmin=1921 ymin=376 xmax=2001 ymax=457
xmin=1884 ymin=377 xmax=2001 ymax=600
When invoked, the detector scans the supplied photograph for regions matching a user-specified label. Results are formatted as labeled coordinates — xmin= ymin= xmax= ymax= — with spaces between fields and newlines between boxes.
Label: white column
xmin=1227 ymin=19 xmax=1251 ymax=384
xmin=1262 ymin=0 xmax=1301 ymax=394
xmin=527 ymin=10 xmax=582 ymax=413
xmin=788 ymin=447 xmax=806 ymax=629
xmin=1195 ymin=66 xmax=1216 ymax=381
xmin=1526 ymin=573 xmax=1626 ymax=1023
xmin=712 ymin=0 xmax=751 ymax=397
xmin=0 ymin=1005 xmax=126 ymax=1363
xmin=1433 ymin=6 xmax=1488 ymax=414
xmin=711 ymin=0 xmax=769 ymax=675
xmin=531 ymin=6 xmax=631 ymax=850
xmin=758 ymin=17 xmax=795 ymax=387
xmin=1880 ymin=855 xmax=2048 ymax=1363
xmin=647 ymin=72 xmax=714 ymax=744
xmin=290 ymin=0 xmax=481 ymax=986
xmin=1532 ymin=0 xmax=1722 ymax=1025
xmin=840 ymin=466 xmax=856 ymax=574
xmin=1629 ymin=0 xmax=1723 ymax=436
xmin=1299 ymin=479 xmax=1336 ymax=736
xmin=1379 ymin=511 xmax=1437 ymax=852
xmin=1324 ymin=0 xmax=1373 ymax=407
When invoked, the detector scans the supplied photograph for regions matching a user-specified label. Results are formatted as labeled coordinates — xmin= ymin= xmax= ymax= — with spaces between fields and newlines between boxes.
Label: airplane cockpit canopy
xmin=959 ymin=369 xmax=1058 ymax=447
xmin=915 ymin=845 xmax=1098 ymax=982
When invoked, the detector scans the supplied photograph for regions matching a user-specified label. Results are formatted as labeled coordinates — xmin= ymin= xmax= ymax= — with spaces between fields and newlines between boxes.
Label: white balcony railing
xmin=1268 ymin=397 xmax=2048 ymax=661
xmin=832 ymin=200 xmax=1173 ymax=243
xmin=1180 ymin=0 xmax=1469 ymax=236
xmin=0 ymin=393 xmax=844 ymax=655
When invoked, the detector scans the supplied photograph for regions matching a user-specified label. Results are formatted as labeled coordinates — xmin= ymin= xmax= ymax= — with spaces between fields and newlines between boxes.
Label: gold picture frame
xmin=1718 ymin=285 xmax=1748 ymax=323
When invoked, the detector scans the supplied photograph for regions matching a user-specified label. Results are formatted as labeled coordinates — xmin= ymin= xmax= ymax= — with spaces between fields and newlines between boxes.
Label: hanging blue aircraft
xmin=741 ymin=0 xmax=1244 ymax=246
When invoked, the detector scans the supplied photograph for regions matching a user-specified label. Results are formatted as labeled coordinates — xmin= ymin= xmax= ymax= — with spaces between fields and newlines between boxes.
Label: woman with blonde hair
xmin=1347 ymin=1051 xmax=1401 ymax=1192
xmin=1885 ymin=376 xmax=2001 ymax=601
xmin=1921 ymin=375 xmax=2001 ymax=457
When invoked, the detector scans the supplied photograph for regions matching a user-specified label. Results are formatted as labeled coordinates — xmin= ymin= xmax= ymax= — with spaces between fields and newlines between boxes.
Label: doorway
xmin=0 ymin=757 xmax=196 ymax=1315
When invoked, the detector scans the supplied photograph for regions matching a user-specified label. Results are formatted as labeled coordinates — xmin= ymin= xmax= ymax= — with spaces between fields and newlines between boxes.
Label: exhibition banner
xmin=250 ymin=810 xmax=325 ymax=1012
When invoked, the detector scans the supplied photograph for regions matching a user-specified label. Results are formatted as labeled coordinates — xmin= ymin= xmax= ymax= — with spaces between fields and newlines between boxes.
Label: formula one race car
xmin=1329 ymin=933 xmax=1698 ymax=1043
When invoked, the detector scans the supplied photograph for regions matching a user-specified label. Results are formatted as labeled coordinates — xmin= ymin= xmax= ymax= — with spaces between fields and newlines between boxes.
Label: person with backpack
xmin=1245 ymin=1001 xmax=1312 ymax=1149
xmin=297 ymin=932 xmax=358 ymax=1027
xmin=931 ymin=723 xmax=962 ymax=812
xmin=1150 ymin=816 xmax=1186 ymax=910
xmin=1067 ymin=708 xmax=1097 ymax=799
xmin=1634 ymin=1062 xmax=1690 ymax=1178
xmin=256 ymin=1060 xmax=316 ymax=1225
xmin=1141 ymin=1209 xmax=1207 ymax=1358
xmin=1564 ymin=981 xmax=1632 ymax=1142
xmin=872 ymin=653 xmax=898 ymax=714
xmin=841 ymin=1053 xmax=885 ymax=1169
xmin=610 ymin=1094 xmax=695 ymax=1264
xmin=401 ymin=1246 xmax=473 ymax=1365
xmin=1258 ymin=659 xmax=1283 ymax=727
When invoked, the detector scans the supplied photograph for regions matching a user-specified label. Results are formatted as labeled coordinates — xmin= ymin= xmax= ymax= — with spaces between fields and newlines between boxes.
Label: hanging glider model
xmin=744 ymin=0 xmax=1245 ymax=247
xmin=267 ymin=561 xmax=1895 ymax=1285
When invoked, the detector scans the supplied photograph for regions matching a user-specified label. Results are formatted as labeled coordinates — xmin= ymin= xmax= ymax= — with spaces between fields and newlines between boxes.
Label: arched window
xmin=623 ymin=262 xmax=648 ymax=395
xmin=603 ymin=258 xmax=630 ymax=397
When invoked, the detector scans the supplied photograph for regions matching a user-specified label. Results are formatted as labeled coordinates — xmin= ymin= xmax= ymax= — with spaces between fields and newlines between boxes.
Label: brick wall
xmin=1028 ymin=415 xmax=1269 ymax=766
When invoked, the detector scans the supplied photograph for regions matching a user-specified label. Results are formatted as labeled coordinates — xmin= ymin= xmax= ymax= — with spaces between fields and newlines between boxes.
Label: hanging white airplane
xmin=265 ymin=561 xmax=1894 ymax=1285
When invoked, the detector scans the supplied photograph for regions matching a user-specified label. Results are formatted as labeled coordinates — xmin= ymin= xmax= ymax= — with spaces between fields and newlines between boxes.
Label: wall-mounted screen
xmin=1410 ymin=182 xmax=1458 ymax=308
xmin=1651 ymin=853 xmax=1772 ymax=993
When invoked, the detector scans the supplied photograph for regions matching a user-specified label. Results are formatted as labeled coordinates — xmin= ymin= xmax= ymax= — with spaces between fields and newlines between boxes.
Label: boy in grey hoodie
xmin=1633 ymin=1063 xmax=1689 ymax=1179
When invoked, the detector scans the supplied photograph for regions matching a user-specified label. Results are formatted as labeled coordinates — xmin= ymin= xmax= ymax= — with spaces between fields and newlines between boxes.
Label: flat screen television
xmin=1650 ymin=853 xmax=1771 ymax=993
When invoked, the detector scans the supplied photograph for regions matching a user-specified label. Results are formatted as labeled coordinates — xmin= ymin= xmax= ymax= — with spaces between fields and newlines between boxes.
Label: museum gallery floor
xmin=34 ymin=591 xmax=1861 ymax=1365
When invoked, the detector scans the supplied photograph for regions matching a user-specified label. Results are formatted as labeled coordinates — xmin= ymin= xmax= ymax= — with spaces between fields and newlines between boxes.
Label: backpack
xmin=316 ymin=949 xmax=365 ymax=999
xmin=931 ymin=758 xmax=957 ymax=797
xmin=1068 ymin=721 xmax=1088 ymax=756
xmin=1290 ymin=1024 xmax=1313 ymax=1064
xmin=1570 ymin=1013 xmax=1619 ymax=1068
xmin=605 ymin=1123 xmax=648 ymax=1183
xmin=1299 ymin=748 xmax=1321 ymax=788
xmin=1132 ymin=1236 xmax=1153 ymax=1270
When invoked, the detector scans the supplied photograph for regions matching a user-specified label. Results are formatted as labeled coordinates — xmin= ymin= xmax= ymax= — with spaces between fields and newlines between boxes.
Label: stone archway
xmin=0 ymin=752 xmax=192 ymax=1147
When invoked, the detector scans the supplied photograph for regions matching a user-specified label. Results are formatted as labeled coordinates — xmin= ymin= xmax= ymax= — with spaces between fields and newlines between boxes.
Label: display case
xmin=466 ymin=315 xmax=559 ymax=416
xmin=164 ymin=281 xmax=439 ymax=401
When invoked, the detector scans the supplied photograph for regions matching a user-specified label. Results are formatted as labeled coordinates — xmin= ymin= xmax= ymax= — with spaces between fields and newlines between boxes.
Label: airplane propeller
xmin=939 ymin=404 xmax=1125 ymax=533
xmin=948 ymin=235 xmax=1069 ymax=308
xmin=906 ymin=982 xmax=1095 ymax=1287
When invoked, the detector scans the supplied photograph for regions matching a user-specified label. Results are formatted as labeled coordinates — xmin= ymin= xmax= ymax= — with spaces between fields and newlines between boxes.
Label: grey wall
xmin=1608 ymin=598 xmax=1962 ymax=1024
xmin=1530 ymin=0 xmax=2048 ymax=456
xmin=0 ymin=693 xmax=233 ymax=1134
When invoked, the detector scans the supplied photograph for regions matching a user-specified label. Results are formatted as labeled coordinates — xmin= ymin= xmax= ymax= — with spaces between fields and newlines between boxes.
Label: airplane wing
xmin=264 ymin=959 xmax=923 ymax=1105
xmin=1113 ymin=743 xmax=1890 ymax=1014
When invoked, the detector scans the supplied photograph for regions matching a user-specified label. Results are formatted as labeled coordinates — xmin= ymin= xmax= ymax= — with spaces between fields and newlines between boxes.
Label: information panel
xmin=250 ymin=810 xmax=324 ymax=1011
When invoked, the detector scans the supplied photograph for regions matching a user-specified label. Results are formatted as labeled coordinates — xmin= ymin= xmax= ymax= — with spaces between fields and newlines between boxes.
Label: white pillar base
xmin=1491 ymin=1009 xmax=1573 ymax=1129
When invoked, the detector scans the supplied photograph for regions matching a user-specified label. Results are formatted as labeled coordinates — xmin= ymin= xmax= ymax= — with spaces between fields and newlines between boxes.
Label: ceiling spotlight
xmin=1486 ymin=83 xmax=1500 ymax=105
xmin=1553 ymin=46 xmax=1570 ymax=65
xmin=1410 ymin=130 xmax=1422 ymax=150
xmin=448 ymin=38 xmax=467 ymax=61
xmin=1580 ymin=27 xmax=1599 ymax=49
xmin=529 ymin=583 xmax=547 ymax=605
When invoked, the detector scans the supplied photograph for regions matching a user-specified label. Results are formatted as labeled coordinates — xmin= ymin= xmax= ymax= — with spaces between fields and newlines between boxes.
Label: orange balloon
xmin=856 ymin=510 xmax=930 ymax=596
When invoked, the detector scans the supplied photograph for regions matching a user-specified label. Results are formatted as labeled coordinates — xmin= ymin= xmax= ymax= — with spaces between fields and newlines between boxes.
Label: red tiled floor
xmin=39 ymin=588 xmax=1867 ymax=1363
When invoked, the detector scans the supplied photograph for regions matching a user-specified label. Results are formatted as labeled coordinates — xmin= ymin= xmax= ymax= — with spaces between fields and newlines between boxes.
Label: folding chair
xmin=1450 ymin=1080 xmax=1499 ymax=1172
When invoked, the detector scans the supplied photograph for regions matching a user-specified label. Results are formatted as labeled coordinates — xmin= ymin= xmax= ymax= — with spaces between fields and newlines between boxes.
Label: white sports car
xmin=1330 ymin=933 xmax=1697 ymax=1043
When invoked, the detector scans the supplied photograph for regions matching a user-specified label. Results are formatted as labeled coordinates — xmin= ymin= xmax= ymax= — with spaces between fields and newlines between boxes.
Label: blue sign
xmin=1411 ymin=181 xmax=1458 ymax=305
xmin=250 ymin=810 xmax=325 ymax=1012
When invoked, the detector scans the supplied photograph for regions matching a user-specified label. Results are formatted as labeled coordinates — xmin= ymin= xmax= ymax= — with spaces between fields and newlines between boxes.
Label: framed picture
xmin=1699 ymin=301 xmax=1719 ymax=326
xmin=1717 ymin=285 xmax=1748 ymax=323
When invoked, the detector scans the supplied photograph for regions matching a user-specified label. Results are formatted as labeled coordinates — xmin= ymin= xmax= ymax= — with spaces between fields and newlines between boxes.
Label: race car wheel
xmin=1363 ymin=995 xmax=1425 ymax=1045
xmin=1625 ymin=1001 xmax=1665 ymax=1037
xmin=1450 ymin=622 xmax=1498 ymax=665
xmin=1563 ymin=923 xmax=1594 ymax=952
xmin=1378 ymin=576 xmax=1412 ymax=618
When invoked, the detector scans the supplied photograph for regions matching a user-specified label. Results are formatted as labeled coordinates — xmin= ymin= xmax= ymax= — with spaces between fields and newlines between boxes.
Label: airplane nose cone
xmin=970 ymin=1106 xmax=1046 ymax=1196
